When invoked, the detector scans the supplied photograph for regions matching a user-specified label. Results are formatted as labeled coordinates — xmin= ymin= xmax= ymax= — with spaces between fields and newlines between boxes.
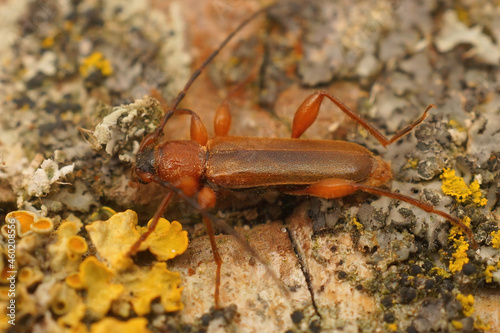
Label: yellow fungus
xmin=90 ymin=317 xmax=151 ymax=333
xmin=440 ymin=168 xmax=487 ymax=206
xmin=457 ymin=293 xmax=475 ymax=317
xmin=123 ymin=262 xmax=184 ymax=315
xmin=80 ymin=51 xmax=113 ymax=78
xmin=78 ymin=256 xmax=124 ymax=319
xmin=491 ymin=230 xmax=500 ymax=249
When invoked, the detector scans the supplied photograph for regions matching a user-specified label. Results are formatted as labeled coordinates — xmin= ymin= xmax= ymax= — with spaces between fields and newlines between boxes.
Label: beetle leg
xmin=128 ymin=191 xmax=174 ymax=256
xmin=214 ymin=100 xmax=232 ymax=136
xmin=197 ymin=187 xmax=223 ymax=308
xmin=291 ymin=91 xmax=434 ymax=147
xmin=288 ymin=178 xmax=477 ymax=248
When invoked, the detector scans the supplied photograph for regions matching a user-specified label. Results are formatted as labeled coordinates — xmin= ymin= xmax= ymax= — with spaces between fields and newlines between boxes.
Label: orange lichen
xmin=65 ymin=272 xmax=84 ymax=289
xmin=139 ymin=219 xmax=188 ymax=261
xmin=440 ymin=168 xmax=487 ymax=206
xmin=86 ymin=210 xmax=188 ymax=269
xmin=76 ymin=256 xmax=124 ymax=319
xmin=86 ymin=210 xmax=140 ymax=270
xmin=90 ymin=317 xmax=150 ymax=333
xmin=31 ymin=218 xmax=54 ymax=234
xmin=122 ymin=262 xmax=184 ymax=315
xmin=5 ymin=211 xmax=36 ymax=237
xmin=67 ymin=236 xmax=88 ymax=254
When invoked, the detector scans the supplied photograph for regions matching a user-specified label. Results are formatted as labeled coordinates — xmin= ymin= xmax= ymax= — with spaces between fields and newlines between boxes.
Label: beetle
xmin=127 ymin=4 xmax=477 ymax=308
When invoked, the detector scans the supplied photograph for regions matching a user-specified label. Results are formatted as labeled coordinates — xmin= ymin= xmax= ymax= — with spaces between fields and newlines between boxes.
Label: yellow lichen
xmin=484 ymin=261 xmax=500 ymax=283
xmin=440 ymin=168 xmax=487 ymax=206
xmin=18 ymin=266 xmax=43 ymax=287
xmin=90 ymin=317 xmax=150 ymax=333
xmin=451 ymin=320 xmax=463 ymax=329
xmin=139 ymin=219 xmax=188 ymax=261
xmin=432 ymin=266 xmax=451 ymax=278
xmin=122 ymin=262 xmax=184 ymax=315
xmin=351 ymin=217 xmax=364 ymax=233
xmin=48 ymin=215 xmax=88 ymax=274
xmin=449 ymin=237 xmax=469 ymax=273
xmin=53 ymin=284 xmax=87 ymax=329
xmin=86 ymin=210 xmax=188 ymax=269
xmin=473 ymin=317 xmax=492 ymax=331
xmin=66 ymin=272 xmax=84 ymax=289
xmin=404 ymin=158 xmax=419 ymax=170
xmin=387 ymin=323 xmax=398 ymax=331
xmin=80 ymin=51 xmax=113 ymax=77
xmin=448 ymin=217 xmax=470 ymax=273
xmin=491 ymin=230 xmax=500 ymax=249
xmin=41 ymin=36 xmax=54 ymax=48
xmin=86 ymin=210 xmax=141 ymax=270
xmin=77 ymin=256 xmax=124 ymax=319
xmin=457 ymin=293 xmax=475 ymax=317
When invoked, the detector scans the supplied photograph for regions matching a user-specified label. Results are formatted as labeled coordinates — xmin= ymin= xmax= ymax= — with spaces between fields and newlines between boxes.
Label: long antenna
xmin=154 ymin=4 xmax=276 ymax=137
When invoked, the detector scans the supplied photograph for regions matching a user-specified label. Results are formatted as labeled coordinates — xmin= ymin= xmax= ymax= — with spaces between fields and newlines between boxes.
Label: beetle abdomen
xmin=206 ymin=136 xmax=375 ymax=188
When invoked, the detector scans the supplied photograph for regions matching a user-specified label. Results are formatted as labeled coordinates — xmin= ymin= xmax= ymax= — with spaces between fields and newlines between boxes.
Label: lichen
xmin=75 ymin=256 xmax=124 ymax=319
xmin=122 ymin=262 xmax=184 ymax=315
xmin=86 ymin=210 xmax=188 ymax=269
xmin=491 ymin=230 xmax=500 ymax=249
xmin=90 ymin=317 xmax=151 ymax=333
xmin=80 ymin=51 xmax=114 ymax=78
xmin=48 ymin=215 xmax=88 ymax=274
xmin=440 ymin=168 xmax=487 ymax=206
xmin=456 ymin=293 xmax=475 ymax=317
xmin=24 ymin=159 xmax=74 ymax=198
xmin=448 ymin=217 xmax=471 ymax=273
xmin=484 ymin=261 xmax=500 ymax=283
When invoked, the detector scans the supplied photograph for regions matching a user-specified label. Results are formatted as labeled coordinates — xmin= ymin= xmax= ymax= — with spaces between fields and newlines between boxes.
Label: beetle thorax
xmin=156 ymin=140 xmax=206 ymax=185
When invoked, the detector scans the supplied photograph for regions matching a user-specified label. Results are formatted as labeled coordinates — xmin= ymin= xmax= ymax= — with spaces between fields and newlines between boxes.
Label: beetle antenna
xmin=155 ymin=4 xmax=277 ymax=137
xmin=154 ymin=176 xmax=291 ymax=300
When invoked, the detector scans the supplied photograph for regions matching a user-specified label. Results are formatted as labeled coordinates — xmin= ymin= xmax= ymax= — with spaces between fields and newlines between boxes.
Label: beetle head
xmin=131 ymin=133 xmax=157 ymax=184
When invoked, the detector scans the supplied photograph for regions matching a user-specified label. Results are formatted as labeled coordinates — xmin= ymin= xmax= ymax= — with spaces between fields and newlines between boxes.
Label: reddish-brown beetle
xmin=127 ymin=5 xmax=477 ymax=308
